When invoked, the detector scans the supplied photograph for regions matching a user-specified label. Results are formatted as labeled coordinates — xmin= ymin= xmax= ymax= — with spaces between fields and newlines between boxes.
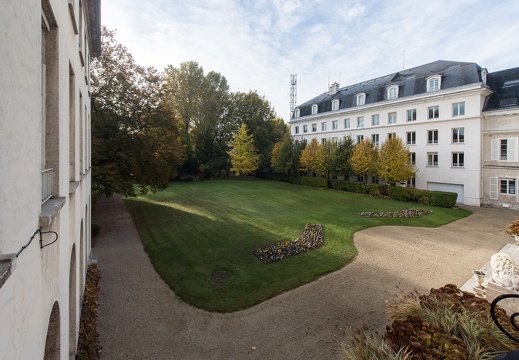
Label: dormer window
xmin=356 ymin=93 xmax=365 ymax=106
xmin=294 ymin=108 xmax=300 ymax=118
xmin=331 ymin=99 xmax=339 ymax=111
xmin=426 ymin=75 xmax=441 ymax=92
xmin=387 ymin=86 xmax=398 ymax=100
xmin=481 ymin=69 xmax=487 ymax=84
xmin=311 ymin=104 xmax=318 ymax=115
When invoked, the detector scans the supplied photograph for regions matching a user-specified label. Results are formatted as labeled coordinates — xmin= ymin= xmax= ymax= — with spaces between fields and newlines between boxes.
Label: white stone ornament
xmin=491 ymin=253 xmax=519 ymax=291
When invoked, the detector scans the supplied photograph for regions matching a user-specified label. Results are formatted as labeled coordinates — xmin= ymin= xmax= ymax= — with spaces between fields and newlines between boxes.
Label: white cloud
xmin=102 ymin=0 xmax=519 ymax=121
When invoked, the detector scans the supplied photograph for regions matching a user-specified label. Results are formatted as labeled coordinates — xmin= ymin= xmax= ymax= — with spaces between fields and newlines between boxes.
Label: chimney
xmin=329 ymin=82 xmax=339 ymax=95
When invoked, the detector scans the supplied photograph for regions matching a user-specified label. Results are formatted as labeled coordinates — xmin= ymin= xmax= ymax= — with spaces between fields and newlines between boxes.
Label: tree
xmin=229 ymin=91 xmax=286 ymax=172
xmin=378 ymin=136 xmax=416 ymax=185
xmin=299 ymin=138 xmax=321 ymax=174
xmin=271 ymin=130 xmax=297 ymax=174
xmin=91 ymin=28 xmax=185 ymax=197
xmin=228 ymin=123 xmax=260 ymax=175
xmin=350 ymin=139 xmax=379 ymax=183
xmin=332 ymin=136 xmax=355 ymax=178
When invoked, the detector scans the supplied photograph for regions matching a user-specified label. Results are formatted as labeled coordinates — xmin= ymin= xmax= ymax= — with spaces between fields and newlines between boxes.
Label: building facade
xmin=0 ymin=1 xmax=100 ymax=359
xmin=289 ymin=61 xmax=519 ymax=208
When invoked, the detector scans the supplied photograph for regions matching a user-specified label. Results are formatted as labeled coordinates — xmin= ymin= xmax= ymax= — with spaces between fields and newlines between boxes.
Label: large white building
xmin=289 ymin=60 xmax=519 ymax=209
xmin=0 ymin=1 xmax=101 ymax=359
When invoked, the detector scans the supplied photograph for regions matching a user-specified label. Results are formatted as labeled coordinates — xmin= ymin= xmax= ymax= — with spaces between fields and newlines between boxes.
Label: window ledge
xmin=0 ymin=254 xmax=16 ymax=289
xmin=69 ymin=181 xmax=80 ymax=194
xmin=40 ymin=197 xmax=66 ymax=227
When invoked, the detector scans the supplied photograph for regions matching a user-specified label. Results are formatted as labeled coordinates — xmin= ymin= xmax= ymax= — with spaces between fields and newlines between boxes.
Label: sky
xmin=102 ymin=0 xmax=519 ymax=122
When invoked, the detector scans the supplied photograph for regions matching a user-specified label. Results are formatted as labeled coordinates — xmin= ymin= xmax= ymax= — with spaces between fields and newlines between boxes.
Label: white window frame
xmin=452 ymin=102 xmax=465 ymax=117
xmin=344 ymin=118 xmax=350 ymax=129
xmin=294 ymin=126 xmax=299 ymax=134
xmin=388 ymin=132 xmax=396 ymax=139
xmin=356 ymin=135 xmax=364 ymax=143
xmin=294 ymin=108 xmax=300 ymax=118
xmin=500 ymin=178 xmax=517 ymax=195
xmin=331 ymin=99 xmax=339 ymax=111
xmin=357 ymin=116 xmax=364 ymax=128
xmin=491 ymin=138 xmax=518 ymax=162
xmin=332 ymin=120 xmax=338 ymax=130
xmin=303 ymin=125 xmax=307 ymax=133
xmin=426 ymin=75 xmax=441 ymax=92
xmin=387 ymin=85 xmax=398 ymax=100
xmin=406 ymin=109 xmax=416 ymax=122
xmin=452 ymin=152 xmax=464 ymax=167
xmin=321 ymin=138 xmax=326 ymax=145
xmin=452 ymin=128 xmax=464 ymax=143
xmin=356 ymin=93 xmax=365 ymax=106
xmin=428 ymin=105 xmax=439 ymax=119
xmin=321 ymin=122 xmax=327 ymax=131
xmin=388 ymin=112 xmax=397 ymax=124
xmin=312 ymin=123 xmax=317 ymax=132
xmin=311 ymin=104 xmax=318 ymax=115
xmin=406 ymin=131 xmax=416 ymax=145
xmin=409 ymin=152 xmax=416 ymax=165
xmin=427 ymin=152 xmax=439 ymax=166
xmin=490 ymin=177 xmax=498 ymax=200
xmin=371 ymin=114 xmax=379 ymax=126
xmin=372 ymin=133 xmax=380 ymax=145
xmin=427 ymin=129 xmax=439 ymax=144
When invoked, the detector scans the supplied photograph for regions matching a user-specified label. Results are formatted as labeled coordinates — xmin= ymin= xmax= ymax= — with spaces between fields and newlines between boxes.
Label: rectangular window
xmin=295 ymin=126 xmax=299 ymax=134
xmin=407 ymin=177 xmax=416 ymax=188
xmin=428 ymin=78 xmax=439 ymax=92
xmin=388 ymin=132 xmax=396 ymax=139
xmin=311 ymin=104 xmax=318 ymax=114
xmin=406 ymin=109 xmax=416 ymax=122
xmin=452 ymin=102 xmax=465 ymax=117
xmin=428 ymin=105 xmax=439 ymax=119
xmin=321 ymin=122 xmax=327 ymax=131
xmin=332 ymin=120 xmax=338 ymax=130
xmin=501 ymin=179 xmax=517 ymax=195
xmin=321 ymin=138 xmax=326 ymax=145
xmin=312 ymin=123 xmax=317 ymax=132
xmin=427 ymin=130 xmax=439 ymax=144
xmin=452 ymin=128 xmax=464 ymax=143
xmin=356 ymin=135 xmax=364 ymax=143
xmin=492 ymin=138 xmax=518 ymax=161
xmin=332 ymin=100 xmax=339 ymax=111
xmin=303 ymin=125 xmax=308 ymax=133
xmin=409 ymin=152 xmax=416 ymax=165
xmin=344 ymin=118 xmax=350 ymax=129
xmin=388 ymin=112 xmax=397 ymax=124
xmin=331 ymin=137 xmax=338 ymax=143
xmin=452 ymin=152 xmax=464 ymax=167
xmin=371 ymin=114 xmax=379 ymax=126
xmin=427 ymin=152 xmax=438 ymax=166
xmin=357 ymin=116 xmax=364 ymax=128
xmin=406 ymin=131 xmax=416 ymax=145
xmin=372 ymin=134 xmax=379 ymax=145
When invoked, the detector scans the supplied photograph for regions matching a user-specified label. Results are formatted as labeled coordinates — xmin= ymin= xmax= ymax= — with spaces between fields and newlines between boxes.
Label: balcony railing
xmin=41 ymin=168 xmax=54 ymax=204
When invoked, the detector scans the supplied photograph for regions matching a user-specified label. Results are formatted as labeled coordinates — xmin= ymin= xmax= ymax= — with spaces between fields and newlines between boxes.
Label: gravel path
xmin=93 ymin=195 xmax=517 ymax=360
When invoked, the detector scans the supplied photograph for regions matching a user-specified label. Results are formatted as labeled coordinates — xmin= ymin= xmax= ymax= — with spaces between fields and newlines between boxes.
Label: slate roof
xmin=294 ymin=60 xmax=485 ymax=118
xmin=484 ymin=67 xmax=519 ymax=111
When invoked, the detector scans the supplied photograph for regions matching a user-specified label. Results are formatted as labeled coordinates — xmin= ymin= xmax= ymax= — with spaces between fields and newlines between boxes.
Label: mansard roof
xmin=294 ymin=60 xmax=485 ymax=118
xmin=484 ymin=67 xmax=519 ymax=111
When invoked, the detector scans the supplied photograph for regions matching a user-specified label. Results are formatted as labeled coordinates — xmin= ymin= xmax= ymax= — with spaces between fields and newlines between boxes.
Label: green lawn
xmin=124 ymin=179 xmax=471 ymax=312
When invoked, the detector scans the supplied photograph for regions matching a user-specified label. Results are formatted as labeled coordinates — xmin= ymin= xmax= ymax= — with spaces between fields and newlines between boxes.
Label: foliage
xmin=124 ymin=179 xmax=469 ymax=312
xmin=350 ymin=139 xmax=379 ymax=183
xmin=333 ymin=136 xmax=356 ymax=178
xmin=230 ymin=91 xmax=287 ymax=172
xmin=76 ymin=265 xmax=101 ymax=360
xmin=253 ymin=224 xmax=324 ymax=264
xmin=91 ymin=28 xmax=185 ymax=197
xmin=295 ymin=176 xmax=329 ymax=188
xmin=299 ymin=138 xmax=321 ymax=173
xmin=359 ymin=208 xmax=431 ymax=218
xmin=507 ymin=218 xmax=519 ymax=235
xmin=341 ymin=326 xmax=411 ymax=360
xmin=228 ymin=123 xmax=260 ymax=176
xmin=378 ymin=136 xmax=415 ymax=185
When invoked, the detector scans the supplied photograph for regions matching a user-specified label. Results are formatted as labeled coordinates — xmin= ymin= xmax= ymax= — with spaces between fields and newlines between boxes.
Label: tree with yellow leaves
xmin=378 ymin=136 xmax=415 ymax=185
xmin=228 ymin=123 xmax=260 ymax=175
xmin=299 ymin=138 xmax=321 ymax=174
xmin=350 ymin=139 xmax=379 ymax=183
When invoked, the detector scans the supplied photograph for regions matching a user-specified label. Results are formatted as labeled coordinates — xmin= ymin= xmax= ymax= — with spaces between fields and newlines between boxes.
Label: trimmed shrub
xmin=388 ymin=187 xmax=457 ymax=208
xmin=296 ymin=177 xmax=329 ymax=188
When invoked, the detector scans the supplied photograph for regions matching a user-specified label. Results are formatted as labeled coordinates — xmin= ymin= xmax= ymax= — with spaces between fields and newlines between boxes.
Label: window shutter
xmin=491 ymin=139 xmax=498 ymax=161
xmin=508 ymin=137 xmax=518 ymax=162
xmin=490 ymin=177 xmax=498 ymax=200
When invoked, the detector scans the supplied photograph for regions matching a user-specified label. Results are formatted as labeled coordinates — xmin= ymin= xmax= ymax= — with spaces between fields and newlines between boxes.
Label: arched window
xmin=294 ymin=108 xmax=300 ymax=118
xmin=426 ymin=75 xmax=441 ymax=92
xmin=387 ymin=85 xmax=398 ymax=100
xmin=311 ymin=104 xmax=318 ymax=114
xmin=331 ymin=99 xmax=339 ymax=111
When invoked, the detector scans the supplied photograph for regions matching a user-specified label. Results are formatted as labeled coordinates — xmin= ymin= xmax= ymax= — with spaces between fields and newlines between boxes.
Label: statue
xmin=491 ymin=253 xmax=519 ymax=291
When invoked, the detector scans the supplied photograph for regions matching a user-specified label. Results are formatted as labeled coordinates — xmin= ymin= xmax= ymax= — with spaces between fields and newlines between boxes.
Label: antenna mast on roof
xmin=403 ymin=50 xmax=405 ymax=70
xmin=290 ymin=74 xmax=297 ymax=119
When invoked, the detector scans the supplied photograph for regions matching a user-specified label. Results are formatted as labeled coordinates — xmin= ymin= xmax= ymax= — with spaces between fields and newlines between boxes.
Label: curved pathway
xmin=93 ymin=195 xmax=517 ymax=360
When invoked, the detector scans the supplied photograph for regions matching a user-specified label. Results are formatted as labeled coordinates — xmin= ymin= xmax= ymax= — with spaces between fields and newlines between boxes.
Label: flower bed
xmin=359 ymin=207 xmax=431 ymax=218
xmin=253 ymin=224 xmax=323 ymax=264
